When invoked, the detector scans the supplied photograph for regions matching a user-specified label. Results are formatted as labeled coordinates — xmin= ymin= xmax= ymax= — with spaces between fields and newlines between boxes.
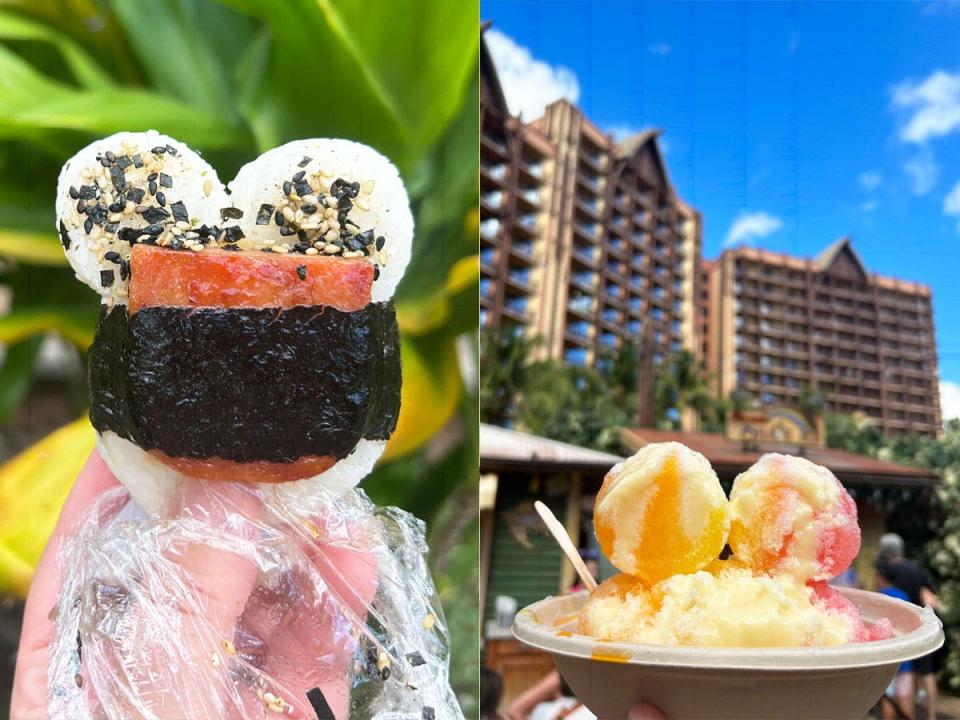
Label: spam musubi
xmin=56 ymin=132 xmax=412 ymax=500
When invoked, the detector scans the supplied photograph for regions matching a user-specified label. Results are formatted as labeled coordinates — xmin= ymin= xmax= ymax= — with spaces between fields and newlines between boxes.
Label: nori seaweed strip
xmin=306 ymin=687 xmax=334 ymax=719
xmin=89 ymin=303 xmax=401 ymax=463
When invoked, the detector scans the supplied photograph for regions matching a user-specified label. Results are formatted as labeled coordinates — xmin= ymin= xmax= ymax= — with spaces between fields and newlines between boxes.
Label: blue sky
xmin=483 ymin=0 xmax=960 ymax=419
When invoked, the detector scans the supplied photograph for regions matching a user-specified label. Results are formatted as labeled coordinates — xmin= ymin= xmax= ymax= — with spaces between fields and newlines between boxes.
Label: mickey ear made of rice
xmin=228 ymin=138 xmax=413 ymax=303
xmin=55 ymin=131 xmax=228 ymax=302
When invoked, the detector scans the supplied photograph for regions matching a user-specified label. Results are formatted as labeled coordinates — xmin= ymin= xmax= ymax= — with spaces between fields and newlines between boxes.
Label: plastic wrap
xmin=47 ymin=479 xmax=462 ymax=720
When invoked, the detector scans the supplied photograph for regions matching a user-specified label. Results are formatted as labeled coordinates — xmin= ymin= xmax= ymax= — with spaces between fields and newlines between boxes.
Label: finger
xmin=628 ymin=703 xmax=668 ymax=720
xmin=242 ymin=517 xmax=380 ymax=719
xmin=12 ymin=451 xmax=119 ymax=719
xmin=84 ymin=481 xmax=265 ymax=720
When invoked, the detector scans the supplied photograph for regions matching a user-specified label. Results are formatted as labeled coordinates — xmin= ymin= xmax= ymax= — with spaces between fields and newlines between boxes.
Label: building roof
xmin=480 ymin=423 xmax=624 ymax=473
xmin=814 ymin=236 xmax=868 ymax=278
xmin=620 ymin=428 xmax=939 ymax=488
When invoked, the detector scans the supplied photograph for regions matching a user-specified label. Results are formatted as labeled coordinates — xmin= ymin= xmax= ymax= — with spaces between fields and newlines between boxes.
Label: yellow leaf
xmin=0 ymin=417 xmax=95 ymax=597
xmin=0 ymin=309 xmax=95 ymax=348
xmin=446 ymin=254 xmax=479 ymax=294
xmin=383 ymin=339 xmax=461 ymax=460
xmin=0 ymin=230 xmax=67 ymax=266
xmin=396 ymin=253 xmax=480 ymax=336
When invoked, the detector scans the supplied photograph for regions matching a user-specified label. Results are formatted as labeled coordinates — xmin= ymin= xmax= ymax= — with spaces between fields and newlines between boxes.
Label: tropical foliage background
xmin=0 ymin=0 xmax=480 ymax=714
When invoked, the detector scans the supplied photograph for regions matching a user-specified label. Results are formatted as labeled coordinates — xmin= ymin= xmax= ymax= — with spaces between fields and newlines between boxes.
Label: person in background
xmin=877 ymin=533 xmax=939 ymax=720
xmin=507 ymin=670 xmax=595 ymax=720
xmin=481 ymin=667 xmax=506 ymax=720
xmin=829 ymin=564 xmax=862 ymax=589
xmin=875 ymin=564 xmax=914 ymax=720
xmin=569 ymin=549 xmax=599 ymax=594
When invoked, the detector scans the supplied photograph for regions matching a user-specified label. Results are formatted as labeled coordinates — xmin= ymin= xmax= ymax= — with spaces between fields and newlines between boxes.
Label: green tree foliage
xmin=653 ymin=350 xmax=716 ymax=430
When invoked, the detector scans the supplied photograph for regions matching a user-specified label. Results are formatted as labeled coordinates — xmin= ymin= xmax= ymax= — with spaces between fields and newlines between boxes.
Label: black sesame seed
xmin=224 ymin=226 xmax=245 ymax=242
xmin=105 ymin=151 xmax=116 ymax=163
xmin=116 ymin=155 xmax=132 ymax=169
xmin=132 ymin=154 xmax=143 ymax=168
xmin=279 ymin=225 xmax=296 ymax=237
xmin=165 ymin=144 xmax=178 ymax=155
xmin=169 ymin=237 xmax=184 ymax=250
xmin=108 ymin=202 xmax=123 ymax=213
xmin=98 ymin=156 xmax=111 ymax=168
xmin=151 ymin=146 xmax=166 ymax=155
xmin=68 ymin=186 xmax=79 ymax=199
xmin=171 ymin=201 xmax=188 ymax=222
xmin=299 ymin=156 xmax=313 ymax=168
xmin=76 ymin=199 xmax=85 ymax=213
xmin=220 ymin=207 xmax=244 ymax=221
xmin=282 ymin=180 xmax=293 ymax=196
xmin=155 ymin=191 xmax=166 ymax=207
xmin=104 ymin=251 xmax=121 ymax=262
xmin=148 ymin=180 xmax=157 ymax=196
xmin=256 ymin=204 xmax=274 ymax=225
xmin=373 ymin=266 xmax=380 ymax=280
xmin=158 ymin=173 xmax=172 ymax=188
xmin=223 ymin=243 xmax=240 ymax=251
xmin=306 ymin=687 xmax=334 ymax=719
xmin=274 ymin=210 xmax=284 ymax=226
xmin=127 ymin=187 xmax=145 ymax=204
xmin=143 ymin=223 xmax=163 ymax=235
xmin=380 ymin=665 xmax=391 ymax=681
xmin=78 ymin=185 xmax=96 ymax=200
xmin=142 ymin=207 xmax=170 ymax=224
xmin=58 ymin=221 xmax=71 ymax=250
xmin=119 ymin=259 xmax=130 ymax=281
xmin=297 ymin=229 xmax=308 ymax=242
xmin=118 ymin=227 xmax=140 ymax=243
xmin=422 ymin=708 xmax=435 ymax=720
xmin=104 ymin=223 xmax=118 ymax=234
xmin=355 ymin=229 xmax=374 ymax=246
xmin=83 ymin=218 xmax=93 ymax=234
xmin=100 ymin=269 xmax=114 ymax=287
xmin=147 ymin=172 xmax=158 ymax=182
xmin=110 ymin=165 xmax=126 ymax=191
xmin=296 ymin=265 xmax=307 ymax=280
xmin=301 ymin=204 xmax=317 ymax=215
xmin=292 ymin=170 xmax=306 ymax=182
xmin=375 ymin=235 xmax=385 ymax=251
xmin=294 ymin=179 xmax=312 ymax=196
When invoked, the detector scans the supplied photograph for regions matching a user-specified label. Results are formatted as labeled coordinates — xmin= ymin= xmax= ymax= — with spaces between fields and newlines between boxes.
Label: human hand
xmin=11 ymin=451 xmax=379 ymax=720
xmin=628 ymin=703 xmax=666 ymax=719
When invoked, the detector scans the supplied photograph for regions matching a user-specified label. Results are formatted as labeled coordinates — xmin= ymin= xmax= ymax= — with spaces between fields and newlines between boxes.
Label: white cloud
xmin=943 ymin=180 xmax=960 ymax=230
xmin=941 ymin=380 xmax=960 ymax=421
xmin=724 ymin=211 xmax=783 ymax=247
xmin=905 ymin=151 xmax=938 ymax=195
xmin=861 ymin=200 xmax=879 ymax=213
xmin=606 ymin=124 xmax=640 ymax=141
xmin=485 ymin=29 xmax=580 ymax=120
xmin=892 ymin=69 xmax=960 ymax=144
xmin=858 ymin=171 xmax=882 ymax=191
xmin=647 ymin=43 xmax=671 ymax=56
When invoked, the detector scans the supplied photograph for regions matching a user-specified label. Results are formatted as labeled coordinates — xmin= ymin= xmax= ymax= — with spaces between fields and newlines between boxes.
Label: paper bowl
xmin=513 ymin=587 xmax=942 ymax=720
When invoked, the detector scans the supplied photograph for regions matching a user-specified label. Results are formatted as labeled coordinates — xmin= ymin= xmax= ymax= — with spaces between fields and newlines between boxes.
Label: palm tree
xmin=654 ymin=350 xmax=714 ymax=430
xmin=479 ymin=326 xmax=541 ymax=426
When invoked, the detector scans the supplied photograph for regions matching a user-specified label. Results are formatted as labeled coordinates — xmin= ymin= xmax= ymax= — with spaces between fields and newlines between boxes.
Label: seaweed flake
xmin=171 ymin=201 xmax=189 ymax=222
xmin=256 ymin=204 xmax=274 ymax=225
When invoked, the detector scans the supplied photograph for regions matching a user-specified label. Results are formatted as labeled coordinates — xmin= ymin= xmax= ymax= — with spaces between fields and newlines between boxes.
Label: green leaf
xmin=0 ymin=44 xmax=245 ymax=148
xmin=111 ymin=0 xmax=253 ymax=115
xmin=233 ymin=26 xmax=279 ymax=153
xmin=214 ymin=0 xmax=478 ymax=170
xmin=0 ymin=10 xmax=113 ymax=89
xmin=0 ymin=230 xmax=67 ymax=266
xmin=0 ymin=337 xmax=42 ymax=422
xmin=0 ymin=307 xmax=96 ymax=347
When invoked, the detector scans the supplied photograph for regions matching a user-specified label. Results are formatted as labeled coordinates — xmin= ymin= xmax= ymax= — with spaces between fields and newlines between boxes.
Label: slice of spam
xmin=128 ymin=244 xmax=374 ymax=313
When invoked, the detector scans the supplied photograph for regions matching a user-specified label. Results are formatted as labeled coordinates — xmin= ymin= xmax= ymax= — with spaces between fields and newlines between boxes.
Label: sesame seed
xmin=68 ymin=186 xmax=79 ymax=199
xmin=151 ymin=146 xmax=166 ymax=155
xmin=323 ymin=244 xmax=341 ymax=254
xmin=270 ymin=245 xmax=289 ymax=253
xmin=305 ymin=247 xmax=319 ymax=255
xmin=148 ymin=180 xmax=157 ymax=195
xmin=296 ymin=265 xmax=307 ymax=280
xmin=156 ymin=191 xmax=166 ymax=206
xmin=222 ymin=639 xmax=236 ymax=655
xmin=203 ymin=178 xmax=213 ymax=196
xmin=292 ymin=170 xmax=306 ymax=182
xmin=282 ymin=181 xmax=293 ymax=196
xmin=190 ymin=243 xmax=204 ymax=252
xmin=274 ymin=210 xmax=284 ymax=226
xmin=298 ymin=156 xmax=312 ymax=168
xmin=211 ymin=653 xmax=220 ymax=668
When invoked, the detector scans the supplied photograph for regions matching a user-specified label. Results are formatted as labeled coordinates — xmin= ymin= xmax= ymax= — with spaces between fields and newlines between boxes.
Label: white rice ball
xmin=55 ymin=130 xmax=228 ymax=302
xmin=229 ymin=139 xmax=413 ymax=302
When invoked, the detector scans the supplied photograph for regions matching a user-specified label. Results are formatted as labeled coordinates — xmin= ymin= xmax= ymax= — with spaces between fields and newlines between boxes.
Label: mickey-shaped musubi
xmin=57 ymin=131 xmax=412 ymax=512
